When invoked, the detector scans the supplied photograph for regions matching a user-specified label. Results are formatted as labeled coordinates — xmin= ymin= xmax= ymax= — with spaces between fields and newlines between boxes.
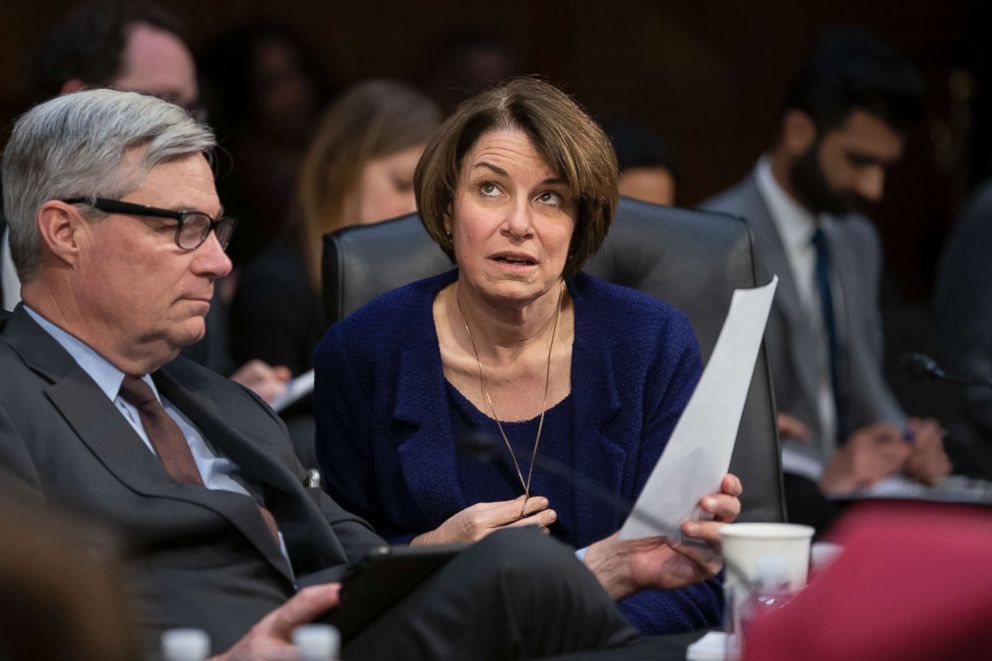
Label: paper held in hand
xmin=270 ymin=369 xmax=315 ymax=413
xmin=619 ymin=276 xmax=778 ymax=541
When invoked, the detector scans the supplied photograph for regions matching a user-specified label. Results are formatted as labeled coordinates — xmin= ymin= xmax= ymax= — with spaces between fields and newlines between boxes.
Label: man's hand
xmin=777 ymin=413 xmax=811 ymax=442
xmin=212 ymin=584 xmax=340 ymax=661
xmin=230 ymin=360 xmax=292 ymax=405
xmin=411 ymin=496 xmax=556 ymax=545
xmin=903 ymin=417 xmax=951 ymax=486
xmin=820 ymin=423 xmax=909 ymax=495
xmin=584 ymin=474 xmax=742 ymax=601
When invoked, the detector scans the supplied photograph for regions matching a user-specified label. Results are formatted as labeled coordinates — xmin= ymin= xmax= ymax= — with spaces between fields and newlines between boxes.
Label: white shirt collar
xmin=755 ymin=155 xmax=819 ymax=255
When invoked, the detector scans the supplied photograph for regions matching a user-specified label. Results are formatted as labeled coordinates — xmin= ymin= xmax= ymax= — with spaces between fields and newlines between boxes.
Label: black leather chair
xmin=322 ymin=197 xmax=785 ymax=523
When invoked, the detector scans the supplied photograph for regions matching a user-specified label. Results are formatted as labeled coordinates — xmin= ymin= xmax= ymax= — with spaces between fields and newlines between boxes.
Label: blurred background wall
xmin=0 ymin=0 xmax=984 ymax=415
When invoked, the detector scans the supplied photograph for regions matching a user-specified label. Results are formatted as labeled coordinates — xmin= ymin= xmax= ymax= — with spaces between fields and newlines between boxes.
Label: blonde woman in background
xmin=231 ymin=80 xmax=441 ymax=375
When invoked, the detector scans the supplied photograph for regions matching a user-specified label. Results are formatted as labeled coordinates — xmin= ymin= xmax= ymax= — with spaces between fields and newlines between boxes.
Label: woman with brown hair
xmin=231 ymin=80 xmax=441 ymax=375
xmin=314 ymin=77 xmax=741 ymax=636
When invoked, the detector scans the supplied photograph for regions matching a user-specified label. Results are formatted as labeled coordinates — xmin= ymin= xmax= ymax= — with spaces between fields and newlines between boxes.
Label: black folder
xmin=327 ymin=543 xmax=467 ymax=641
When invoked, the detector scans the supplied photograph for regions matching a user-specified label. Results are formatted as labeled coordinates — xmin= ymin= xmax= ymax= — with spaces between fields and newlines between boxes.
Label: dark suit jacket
xmin=934 ymin=179 xmax=992 ymax=476
xmin=0 ymin=306 xmax=384 ymax=651
xmin=0 ymin=212 xmax=7 ymax=307
xmin=703 ymin=173 xmax=905 ymax=462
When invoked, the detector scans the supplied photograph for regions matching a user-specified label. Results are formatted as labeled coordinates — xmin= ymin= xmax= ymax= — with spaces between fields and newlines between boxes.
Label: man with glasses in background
xmin=0 ymin=0 xmax=291 ymax=405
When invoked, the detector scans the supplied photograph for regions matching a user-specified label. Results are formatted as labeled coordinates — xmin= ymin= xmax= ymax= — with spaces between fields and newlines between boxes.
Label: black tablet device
xmin=327 ymin=543 xmax=467 ymax=641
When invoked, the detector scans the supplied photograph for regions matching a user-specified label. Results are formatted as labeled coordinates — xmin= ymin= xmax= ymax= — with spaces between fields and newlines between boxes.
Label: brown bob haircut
xmin=414 ymin=77 xmax=618 ymax=279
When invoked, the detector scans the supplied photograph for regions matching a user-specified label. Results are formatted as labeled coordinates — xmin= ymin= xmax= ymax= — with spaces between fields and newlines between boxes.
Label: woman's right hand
xmin=411 ymin=496 xmax=556 ymax=545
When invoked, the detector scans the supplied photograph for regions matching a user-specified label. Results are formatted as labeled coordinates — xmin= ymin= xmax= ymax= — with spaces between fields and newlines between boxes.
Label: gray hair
xmin=2 ymin=89 xmax=216 ymax=281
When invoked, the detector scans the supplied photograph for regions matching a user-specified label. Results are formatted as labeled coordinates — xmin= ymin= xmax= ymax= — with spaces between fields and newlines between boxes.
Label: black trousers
xmin=342 ymin=527 xmax=638 ymax=660
xmin=782 ymin=472 xmax=841 ymax=536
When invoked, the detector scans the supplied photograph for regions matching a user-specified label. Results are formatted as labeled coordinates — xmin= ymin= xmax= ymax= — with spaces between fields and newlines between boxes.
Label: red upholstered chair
xmin=744 ymin=499 xmax=992 ymax=660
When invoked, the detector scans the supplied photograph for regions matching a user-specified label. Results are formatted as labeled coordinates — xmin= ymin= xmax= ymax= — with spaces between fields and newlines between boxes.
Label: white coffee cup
xmin=720 ymin=523 xmax=814 ymax=636
xmin=719 ymin=522 xmax=814 ymax=633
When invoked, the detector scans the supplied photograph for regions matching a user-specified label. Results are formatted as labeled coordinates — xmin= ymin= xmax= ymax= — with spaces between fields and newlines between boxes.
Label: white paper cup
xmin=719 ymin=522 xmax=814 ymax=632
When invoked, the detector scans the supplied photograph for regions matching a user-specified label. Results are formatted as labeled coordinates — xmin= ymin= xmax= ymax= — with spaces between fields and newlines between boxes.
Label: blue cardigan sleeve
xmin=313 ymin=325 xmax=382 ymax=524
xmin=615 ymin=311 xmax=724 ymax=635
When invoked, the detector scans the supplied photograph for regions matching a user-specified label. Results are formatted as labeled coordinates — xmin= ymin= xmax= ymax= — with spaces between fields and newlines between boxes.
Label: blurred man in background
xmin=0 ymin=1 xmax=291 ymax=403
xmin=704 ymin=31 xmax=950 ymax=530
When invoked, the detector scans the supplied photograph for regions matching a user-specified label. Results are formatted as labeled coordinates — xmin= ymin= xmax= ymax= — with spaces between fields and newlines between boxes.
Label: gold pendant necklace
xmin=456 ymin=282 xmax=565 ymax=503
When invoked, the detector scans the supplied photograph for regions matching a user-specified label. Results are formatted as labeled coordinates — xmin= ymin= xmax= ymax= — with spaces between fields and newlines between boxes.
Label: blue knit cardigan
xmin=314 ymin=270 xmax=722 ymax=634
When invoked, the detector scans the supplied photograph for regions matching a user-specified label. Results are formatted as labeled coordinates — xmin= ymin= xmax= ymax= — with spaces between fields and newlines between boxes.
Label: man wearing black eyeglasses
xmin=0 ymin=89 xmax=641 ymax=660
xmin=0 ymin=1 xmax=293 ymax=410
xmin=60 ymin=198 xmax=239 ymax=253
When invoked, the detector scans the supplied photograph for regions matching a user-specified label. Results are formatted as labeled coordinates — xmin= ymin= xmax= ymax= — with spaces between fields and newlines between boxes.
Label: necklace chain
xmin=455 ymin=282 xmax=565 ymax=502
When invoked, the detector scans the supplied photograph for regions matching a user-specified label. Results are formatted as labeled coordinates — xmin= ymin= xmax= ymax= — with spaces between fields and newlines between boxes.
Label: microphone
xmin=902 ymin=353 xmax=992 ymax=390
xmin=903 ymin=353 xmax=946 ymax=382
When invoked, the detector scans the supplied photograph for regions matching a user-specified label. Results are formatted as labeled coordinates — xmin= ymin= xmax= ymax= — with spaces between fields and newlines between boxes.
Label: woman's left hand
xmin=584 ymin=473 xmax=742 ymax=601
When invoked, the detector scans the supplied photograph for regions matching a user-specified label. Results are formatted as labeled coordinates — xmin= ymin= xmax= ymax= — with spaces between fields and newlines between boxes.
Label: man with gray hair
xmin=3 ymin=0 xmax=198 ymax=314
xmin=0 ymin=89 xmax=646 ymax=659
xmin=0 ymin=0 xmax=293 ymax=411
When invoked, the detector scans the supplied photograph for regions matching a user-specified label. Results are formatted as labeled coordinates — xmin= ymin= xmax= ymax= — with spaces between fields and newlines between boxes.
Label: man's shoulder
xmin=0 ymin=335 xmax=29 ymax=391
xmin=160 ymin=353 xmax=234 ymax=387
xmin=160 ymin=355 xmax=270 ymax=409
xmin=700 ymin=173 xmax=762 ymax=216
xmin=938 ymin=179 xmax=992 ymax=279
xmin=158 ymin=356 xmax=295 ymax=462
xmin=0 ymin=309 xmax=55 ymax=393
xmin=962 ymin=178 xmax=992 ymax=222
xmin=833 ymin=210 xmax=877 ymax=237
xmin=829 ymin=211 xmax=881 ymax=258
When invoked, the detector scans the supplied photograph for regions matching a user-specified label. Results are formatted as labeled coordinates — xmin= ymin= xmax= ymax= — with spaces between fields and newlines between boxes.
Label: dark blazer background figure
xmin=934 ymin=180 xmax=992 ymax=477
xmin=0 ymin=306 xmax=383 ymax=651
xmin=231 ymin=232 xmax=323 ymax=375
xmin=704 ymin=173 xmax=906 ymax=464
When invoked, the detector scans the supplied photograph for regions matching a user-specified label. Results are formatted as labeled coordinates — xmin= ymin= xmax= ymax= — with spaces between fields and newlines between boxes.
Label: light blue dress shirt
xmin=25 ymin=306 xmax=294 ymax=573
xmin=25 ymin=305 xmax=252 ymax=496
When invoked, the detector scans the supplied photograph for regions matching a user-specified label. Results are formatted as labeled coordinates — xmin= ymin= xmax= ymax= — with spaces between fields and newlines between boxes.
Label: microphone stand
xmin=903 ymin=353 xmax=992 ymax=390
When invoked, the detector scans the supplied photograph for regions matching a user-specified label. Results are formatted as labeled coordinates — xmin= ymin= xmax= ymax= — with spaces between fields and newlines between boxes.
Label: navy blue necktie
xmin=812 ymin=228 xmax=846 ymax=438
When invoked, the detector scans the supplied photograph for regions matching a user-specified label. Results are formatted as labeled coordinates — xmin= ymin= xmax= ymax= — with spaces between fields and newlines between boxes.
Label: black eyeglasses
xmin=63 ymin=197 xmax=237 ymax=251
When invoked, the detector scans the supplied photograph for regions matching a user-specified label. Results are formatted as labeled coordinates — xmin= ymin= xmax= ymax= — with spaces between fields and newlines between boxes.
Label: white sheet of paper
xmin=270 ymin=369 xmax=315 ymax=413
xmin=619 ymin=276 xmax=778 ymax=541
